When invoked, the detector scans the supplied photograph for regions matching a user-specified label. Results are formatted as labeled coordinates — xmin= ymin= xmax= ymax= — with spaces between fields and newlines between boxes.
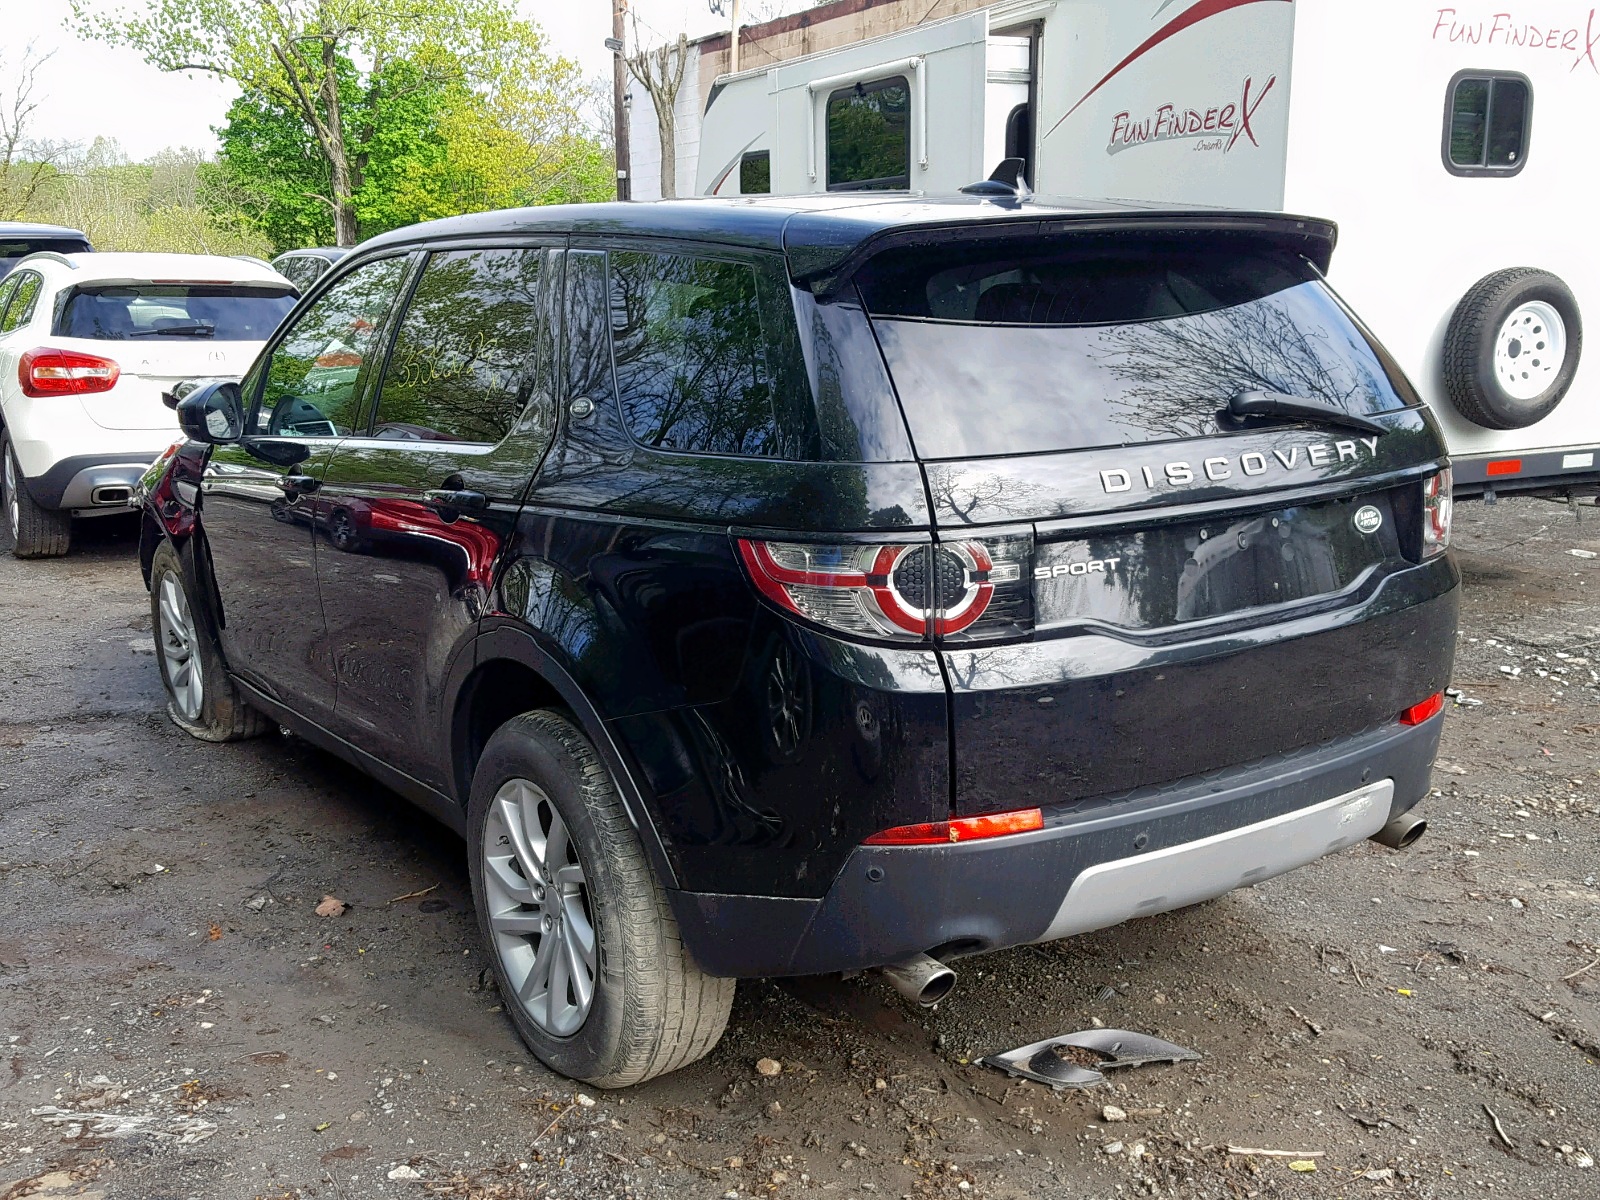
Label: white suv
xmin=0 ymin=252 xmax=296 ymax=557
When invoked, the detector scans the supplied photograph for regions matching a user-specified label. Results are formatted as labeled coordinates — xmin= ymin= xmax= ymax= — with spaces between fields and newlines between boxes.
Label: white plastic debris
xmin=387 ymin=1164 xmax=423 ymax=1181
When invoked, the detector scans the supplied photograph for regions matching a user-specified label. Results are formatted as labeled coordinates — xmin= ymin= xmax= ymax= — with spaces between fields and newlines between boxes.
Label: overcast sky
xmin=11 ymin=1 xmax=737 ymax=161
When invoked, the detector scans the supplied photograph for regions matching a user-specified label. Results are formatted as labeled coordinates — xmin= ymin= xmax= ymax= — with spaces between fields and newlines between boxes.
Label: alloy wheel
xmin=482 ymin=778 xmax=597 ymax=1037
xmin=4 ymin=447 xmax=17 ymax=542
xmin=156 ymin=573 xmax=204 ymax=720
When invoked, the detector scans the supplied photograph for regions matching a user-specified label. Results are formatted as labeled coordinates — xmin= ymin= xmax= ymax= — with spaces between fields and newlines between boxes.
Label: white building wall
xmin=626 ymin=43 xmax=703 ymax=201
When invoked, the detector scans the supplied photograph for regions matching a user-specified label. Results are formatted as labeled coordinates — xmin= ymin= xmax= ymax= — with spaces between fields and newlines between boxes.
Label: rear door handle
xmin=425 ymin=488 xmax=489 ymax=513
xmin=280 ymin=474 xmax=321 ymax=496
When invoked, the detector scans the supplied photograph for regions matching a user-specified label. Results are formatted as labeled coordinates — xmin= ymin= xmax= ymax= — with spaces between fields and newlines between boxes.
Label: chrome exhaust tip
xmin=90 ymin=485 xmax=132 ymax=506
xmin=879 ymin=954 xmax=956 ymax=1007
xmin=1370 ymin=812 xmax=1427 ymax=850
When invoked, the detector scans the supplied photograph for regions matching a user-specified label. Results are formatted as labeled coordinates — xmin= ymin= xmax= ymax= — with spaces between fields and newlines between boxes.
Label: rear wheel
xmin=3 ymin=433 xmax=71 ymax=559
xmin=468 ymin=710 xmax=734 ymax=1087
xmin=149 ymin=539 xmax=266 ymax=741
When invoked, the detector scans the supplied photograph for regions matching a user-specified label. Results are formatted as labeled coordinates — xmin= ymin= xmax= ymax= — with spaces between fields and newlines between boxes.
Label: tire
xmin=328 ymin=507 xmax=360 ymax=553
xmin=468 ymin=710 xmax=734 ymax=1087
xmin=149 ymin=539 xmax=268 ymax=742
xmin=3 ymin=432 xmax=71 ymax=558
xmin=1442 ymin=268 xmax=1583 ymax=429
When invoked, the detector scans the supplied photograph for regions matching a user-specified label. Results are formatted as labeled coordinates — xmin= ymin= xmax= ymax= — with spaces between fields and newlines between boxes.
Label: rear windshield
xmin=56 ymin=284 xmax=295 ymax=341
xmin=854 ymin=235 xmax=1411 ymax=459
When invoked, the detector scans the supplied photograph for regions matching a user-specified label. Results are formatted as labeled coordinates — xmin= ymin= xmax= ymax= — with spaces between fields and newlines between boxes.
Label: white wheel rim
xmin=1494 ymin=300 xmax=1566 ymax=401
xmin=482 ymin=778 xmax=596 ymax=1037
xmin=157 ymin=573 xmax=204 ymax=720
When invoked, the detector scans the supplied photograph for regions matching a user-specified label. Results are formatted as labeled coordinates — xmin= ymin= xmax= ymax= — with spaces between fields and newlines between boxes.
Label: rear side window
xmin=0 ymin=239 xmax=89 ymax=277
xmin=855 ymin=234 xmax=1412 ymax=459
xmin=608 ymin=250 xmax=779 ymax=457
xmin=57 ymin=285 xmax=295 ymax=341
xmin=0 ymin=271 xmax=42 ymax=333
xmin=827 ymin=76 xmax=910 ymax=191
xmin=371 ymin=248 xmax=545 ymax=445
xmin=1445 ymin=72 xmax=1531 ymax=176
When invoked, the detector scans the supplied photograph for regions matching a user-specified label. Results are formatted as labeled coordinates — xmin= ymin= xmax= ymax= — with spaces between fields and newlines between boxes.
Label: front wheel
xmin=3 ymin=433 xmax=71 ymax=558
xmin=149 ymin=539 xmax=266 ymax=741
xmin=468 ymin=710 xmax=734 ymax=1087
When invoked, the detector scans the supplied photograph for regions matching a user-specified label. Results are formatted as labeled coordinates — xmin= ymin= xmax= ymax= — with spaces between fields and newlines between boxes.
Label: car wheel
xmin=3 ymin=433 xmax=72 ymax=559
xmin=328 ymin=508 xmax=359 ymax=552
xmin=468 ymin=710 xmax=734 ymax=1087
xmin=1442 ymin=268 xmax=1583 ymax=429
xmin=149 ymin=539 xmax=267 ymax=742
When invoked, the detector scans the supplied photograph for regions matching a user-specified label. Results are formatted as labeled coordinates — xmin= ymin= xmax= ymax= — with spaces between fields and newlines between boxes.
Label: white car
xmin=0 ymin=251 xmax=297 ymax=557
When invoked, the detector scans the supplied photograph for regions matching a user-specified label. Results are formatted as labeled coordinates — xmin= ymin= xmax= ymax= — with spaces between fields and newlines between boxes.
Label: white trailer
xmin=696 ymin=0 xmax=1600 ymax=497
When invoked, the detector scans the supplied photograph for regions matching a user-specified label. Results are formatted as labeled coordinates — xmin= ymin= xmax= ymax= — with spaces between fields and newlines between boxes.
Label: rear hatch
xmin=53 ymin=281 xmax=293 ymax=431
xmin=849 ymin=221 xmax=1455 ymax=814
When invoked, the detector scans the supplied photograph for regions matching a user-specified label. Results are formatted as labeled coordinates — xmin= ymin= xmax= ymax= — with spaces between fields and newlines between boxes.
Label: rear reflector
xmin=1399 ymin=692 xmax=1445 ymax=725
xmin=864 ymin=807 xmax=1044 ymax=846
xmin=1485 ymin=459 xmax=1523 ymax=477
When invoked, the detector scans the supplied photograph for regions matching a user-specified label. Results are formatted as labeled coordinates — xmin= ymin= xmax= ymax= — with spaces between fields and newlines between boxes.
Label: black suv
xmin=139 ymin=196 xmax=1458 ymax=1086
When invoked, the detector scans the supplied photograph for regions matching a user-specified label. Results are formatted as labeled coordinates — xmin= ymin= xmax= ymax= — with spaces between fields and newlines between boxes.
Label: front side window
xmin=252 ymin=256 xmax=409 ymax=439
xmin=609 ymin=251 xmax=778 ymax=457
xmin=827 ymin=76 xmax=910 ymax=191
xmin=371 ymin=248 xmax=545 ymax=445
xmin=1445 ymin=72 xmax=1531 ymax=176
xmin=0 ymin=272 xmax=41 ymax=333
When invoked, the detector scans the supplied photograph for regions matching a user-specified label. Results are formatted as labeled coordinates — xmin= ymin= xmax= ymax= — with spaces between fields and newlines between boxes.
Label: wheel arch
xmin=454 ymin=623 xmax=681 ymax=889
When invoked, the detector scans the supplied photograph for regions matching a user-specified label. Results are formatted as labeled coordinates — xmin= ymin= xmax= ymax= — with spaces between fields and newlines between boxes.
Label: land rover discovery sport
xmin=139 ymin=196 xmax=1458 ymax=1086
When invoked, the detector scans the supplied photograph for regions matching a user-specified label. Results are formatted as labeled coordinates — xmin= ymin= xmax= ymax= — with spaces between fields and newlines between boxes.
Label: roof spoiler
xmin=788 ymin=211 xmax=1340 ymax=300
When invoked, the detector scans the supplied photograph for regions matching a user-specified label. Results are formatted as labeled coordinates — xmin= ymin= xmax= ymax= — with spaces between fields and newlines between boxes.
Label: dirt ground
xmin=2 ymin=494 xmax=1597 ymax=1200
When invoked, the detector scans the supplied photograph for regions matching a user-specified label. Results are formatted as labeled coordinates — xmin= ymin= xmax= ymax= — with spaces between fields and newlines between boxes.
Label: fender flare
xmin=465 ymin=623 xmax=681 ymax=889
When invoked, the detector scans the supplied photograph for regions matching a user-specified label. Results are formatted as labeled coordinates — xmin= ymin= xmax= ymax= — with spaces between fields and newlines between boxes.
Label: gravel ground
xmin=1 ymin=495 xmax=1597 ymax=1200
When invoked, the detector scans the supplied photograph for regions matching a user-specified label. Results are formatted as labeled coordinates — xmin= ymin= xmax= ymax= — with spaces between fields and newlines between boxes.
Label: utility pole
xmin=730 ymin=0 xmax=743 ymax=74
xmin=611 ymin=0 xmax=631 ymax=200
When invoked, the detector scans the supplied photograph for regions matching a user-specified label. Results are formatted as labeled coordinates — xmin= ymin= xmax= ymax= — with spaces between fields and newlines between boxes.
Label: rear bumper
xmin=670 ymin=710 xmax=1442 ymax=977
xmin=23 ymin=452 xmax=168 ymax=510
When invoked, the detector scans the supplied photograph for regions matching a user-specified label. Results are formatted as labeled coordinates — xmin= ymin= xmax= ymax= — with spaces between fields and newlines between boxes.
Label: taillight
xmin=1399 ymin=692 xmax=1445 ymax=725
xmin=1422 ymin=468 xmax=1452 ymax=558
xmin=864 ymin=807 xmax=1044 ymax=845
xmin=19 ymin=347 xmax=120 ymax=397
xmin=737 ymin=535 xmax=1031 ymax=642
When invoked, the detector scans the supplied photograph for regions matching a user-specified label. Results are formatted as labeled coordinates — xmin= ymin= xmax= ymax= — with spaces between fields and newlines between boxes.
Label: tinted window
xmin=253 ymin=256 xmax=409 ymax=439
xmin=856 ymin=236 xmax=1411 ymax=458
xmin=1446 ymin=74 xmax=1530 ymax=174
xmin=56 ymin=285 xmax=294 ymax=341
xmin=0 ymin=272 xmax=42 ymax=334
xmin=609 ymin=251 xmax=778 ymax=457
xmin=739 ymin=151 xmax=771 ymax=194
xmin=0 ymin=238 xmax=90 ymax=278
xmin=371 ymin=248 xmax=544 ymax=445
xmin=827 ymin=76 xmax=910 ymax=191
xmin=0 ymin=276 xmax=19 ymax=330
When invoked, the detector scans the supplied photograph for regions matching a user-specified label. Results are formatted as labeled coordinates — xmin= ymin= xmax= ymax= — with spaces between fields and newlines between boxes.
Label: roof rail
xmin=21 ymin=252 xmax=80 ymax=270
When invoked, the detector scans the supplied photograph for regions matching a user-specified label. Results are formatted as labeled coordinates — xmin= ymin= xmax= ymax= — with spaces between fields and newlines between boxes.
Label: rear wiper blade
xmin=129 ymin=323 xmax=216 ymax=338
xmin=1228 ymin=390 xmax=1387 ymax=436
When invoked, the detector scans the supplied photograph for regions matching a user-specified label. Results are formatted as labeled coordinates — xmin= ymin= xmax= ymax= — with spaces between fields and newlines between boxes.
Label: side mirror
xmin=175 ymin=380 xmax=244 ymax=444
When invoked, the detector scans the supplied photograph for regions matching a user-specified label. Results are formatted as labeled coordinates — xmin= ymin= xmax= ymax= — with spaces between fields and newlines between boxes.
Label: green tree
xmin=72 ymin=0 xmax=598 ymax=247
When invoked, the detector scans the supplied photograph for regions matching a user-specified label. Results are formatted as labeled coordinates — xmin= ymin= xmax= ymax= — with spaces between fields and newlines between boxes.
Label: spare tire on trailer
xmin=1442 ymin=268 xmax=1583 ymax=429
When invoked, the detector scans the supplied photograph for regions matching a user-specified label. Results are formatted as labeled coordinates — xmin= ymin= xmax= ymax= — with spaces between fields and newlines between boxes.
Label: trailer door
xmin=766 ymin=10 xmax=993 ymax=196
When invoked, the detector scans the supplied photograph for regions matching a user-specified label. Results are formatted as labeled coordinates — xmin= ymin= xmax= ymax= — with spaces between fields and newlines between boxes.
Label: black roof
xmin=354 ymin=194 xmax=1338 ymax=294
xmin=0 ymin=222 xmax=91 ymax=241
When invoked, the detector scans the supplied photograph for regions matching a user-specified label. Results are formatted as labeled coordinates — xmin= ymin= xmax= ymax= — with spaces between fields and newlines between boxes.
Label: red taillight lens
xmin=864 ymin=807 xmax=1044 ymax=845
xmin=1422 ymin=468 xmax=1452 ymax=558
xmin=737 ymin=537 xmax=1028 ymax=642
xmin=1399 ymin=692 xmax=1445 ymax=725
xmin=19 ymin=347 xmax=120 ymax=397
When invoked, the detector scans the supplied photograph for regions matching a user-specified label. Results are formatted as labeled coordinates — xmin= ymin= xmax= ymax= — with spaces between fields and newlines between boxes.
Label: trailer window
xmin=1445 ymin=72 xmax=1531 ymax=176
xmin=740 ymin=151 xmax=771 ymax=195
xmin=827 ymin=76 xmax=910 ymax=191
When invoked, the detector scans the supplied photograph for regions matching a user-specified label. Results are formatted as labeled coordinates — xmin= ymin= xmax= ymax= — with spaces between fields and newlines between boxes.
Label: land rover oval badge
xmin=1354 ymin=505 xmax=1383 ymax=535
